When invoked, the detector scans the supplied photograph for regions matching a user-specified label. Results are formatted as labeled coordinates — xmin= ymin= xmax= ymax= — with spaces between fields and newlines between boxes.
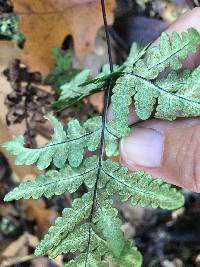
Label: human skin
xmin=119 ymin=8 xmax=200 ymax=192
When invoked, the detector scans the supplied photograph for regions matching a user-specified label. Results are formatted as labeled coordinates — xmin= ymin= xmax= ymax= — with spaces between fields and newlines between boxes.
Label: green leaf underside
xmin=94 ymin=202 xmax=125 ymax=258
xmin=4 ymin=156 xmax=183 ymax=265
xmin=3 ymin=114 xmax=118 ymax=170
xmin=34 ymin=193 xmax=143 ymax=266
xmin=4 ymin=157 xmax=184 ymax=210
xmin=34 ymin=193 xmax=93 ymax=257
xmin=111 ymin=28 xmax=200 ymax=136
xmin=4 ymin=157 xmax=98 ymax=201
xmin=111 ymin=240 xmax=143 ymax=267
xmin=4 ymin=27 xmax=199 ymax=266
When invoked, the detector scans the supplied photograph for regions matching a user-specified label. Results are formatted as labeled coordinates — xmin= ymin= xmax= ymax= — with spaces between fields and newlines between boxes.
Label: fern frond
xmin=155 ymin=67 xmax=200 ymax=119
xmin=102 ymin=159 xmax=184 ymax=210
xmin=35 ymin=193 xmax=93 ymax=257
xmin=54 ymin=43 xmax=146 ymax=114
xmin=4 ymin=157 xmax=98 ymax=201
xmin=3 ymin=115 xmax=118 ymax=170
xmin=54 ymin=65 xmax=119 ymax=109
xmin=35 ymin=192 xmax=142 ymax=266
xmin=112 ymin=68 xmax=200 ymax=134
xmin=124 ymin=43 xmax=149 ymax=72
xmin=48 ymin=224 xmax=107 ymax=259
xmin=112 ymin=28 xmax=200 ymax=135
xmin=133 ymin=28 xmax=200 ymax=79
xmin=3 ymin=25 xmax=196 ymax=266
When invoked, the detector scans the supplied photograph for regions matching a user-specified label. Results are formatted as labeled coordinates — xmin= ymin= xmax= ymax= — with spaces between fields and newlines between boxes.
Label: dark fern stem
xmin=84 ymin=0 xmax=114 ymax=266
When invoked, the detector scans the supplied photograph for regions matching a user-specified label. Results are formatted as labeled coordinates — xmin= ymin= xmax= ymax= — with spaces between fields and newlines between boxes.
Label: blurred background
xmin=0 ymin=0 xmax=200 ymax=266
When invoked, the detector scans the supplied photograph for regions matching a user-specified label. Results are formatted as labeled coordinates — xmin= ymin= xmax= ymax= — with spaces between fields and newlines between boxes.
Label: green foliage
xmin=3 ymin=114 xmax=118 ymax=170
xmin=0 ymin=15 xmax=24 ymax=44
xmin=111 ymin=28 xmax=200 ymax=136
xmin=46 ymin=48 xmax=80 ymax=94
xmin=111 ymin=240 xmax=143 ymax=267
xmin=5 ymin=156 xmax=184 ymax=208
xmin=52 ymin=64 xmax=119 ymax=110
xmin=3 ymin=27 xmax=200 ymax=266
xmin=102 ymin=159 xmax=184 ymax=210
xmin=4 ymin=157 xmax=98 ymax=201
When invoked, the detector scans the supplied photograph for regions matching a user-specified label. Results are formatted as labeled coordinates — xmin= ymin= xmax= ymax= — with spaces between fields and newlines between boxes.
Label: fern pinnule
xmin=34 ymin=193 xmax=93 ymax=257
xmin=3 ymin=114 xmax=118 ymax=170
xmin=4 ymin=156 xmax=98 ymax=201
xmin=111 ymin=28 xmax=200 ymax=135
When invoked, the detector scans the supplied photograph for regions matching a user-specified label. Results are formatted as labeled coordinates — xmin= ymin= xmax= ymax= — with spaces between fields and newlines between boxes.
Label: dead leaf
xmin=88 ymin=91 xmax=104 ymax=113
xmin=2 ymin=232 xmax=39 ymax=258
xmin=0 ymin=203 xmax=18 ymax=217
xmin=12 ymin=0 xmax=116 ymax=74
xmin=20 ymin=199 xmax=57 ymax=238
xmin=0 ymin=42 xmax=51 ymax=180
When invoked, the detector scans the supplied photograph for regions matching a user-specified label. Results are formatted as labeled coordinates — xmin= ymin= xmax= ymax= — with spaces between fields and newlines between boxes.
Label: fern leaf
xmin=94 ymin=200 xmax=125 ymax=258
xmin=4 ymin=157 xmax=98 ymax=201
xmin=124 ymin=43 xmax=149 ymax=72
xmin=133 ymin=28 xmax=200 ymax=79
xmin=112 ymin=66 xmax=200 ymax=132
xmin=155 ymin=67 xmax=200 ymax=120
xmin=111 ymin=240 xmax=143 ymax=267
xmin=49 ymin=224 xmax=107 ymax=259
xmin=55 ymin=64 xmax=119 ymax=109
xmin=60 ymin=69 xmax=90 ymax=98
xmin=62 ymin=254 xmax=103 ymax=267
xmin=55 ymin=43 xmax=146 ymax=113
xmin=112 ymin=29 xmax=200 ymax=134
xmin=35 ymin=193 xmax=93 ymax=256
xmin=35 ymin=190 xmax=142 ymax=266
xmin=3 ymin=115 xmax=118 ymax=170
xmin=0 ymin=15 xmax=24 ymax=44
xmin=102 ymin=159 xmax=184 ymax=210
xmin=111 ymin=74 xmax=137 ymax=136
xmin=4 ymin=26 xmax=196 ymax=267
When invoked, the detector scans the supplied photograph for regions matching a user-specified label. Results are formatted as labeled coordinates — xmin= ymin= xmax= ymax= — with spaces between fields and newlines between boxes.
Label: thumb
xmin=120 ymin=119 xmax=200 ymax=192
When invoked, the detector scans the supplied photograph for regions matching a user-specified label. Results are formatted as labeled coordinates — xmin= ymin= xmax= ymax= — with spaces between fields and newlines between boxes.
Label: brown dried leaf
xmin=88 ymin=91 xmax=104 ymax=113
xmin=2 ymin=232 xmax=39 ymax=258
xmin=12 ymin=0 xmax=116 ymax=74
xmin=20 ymin=199 xmax=57 ymax=238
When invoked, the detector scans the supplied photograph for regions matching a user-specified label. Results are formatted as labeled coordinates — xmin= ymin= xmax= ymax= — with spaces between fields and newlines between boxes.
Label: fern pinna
xmin=3 ymin=2 xmax=200 ymax=266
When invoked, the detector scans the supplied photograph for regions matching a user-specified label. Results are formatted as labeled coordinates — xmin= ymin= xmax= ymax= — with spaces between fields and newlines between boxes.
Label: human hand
xmin=119 ymin=8 xmax=200 ymax=192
